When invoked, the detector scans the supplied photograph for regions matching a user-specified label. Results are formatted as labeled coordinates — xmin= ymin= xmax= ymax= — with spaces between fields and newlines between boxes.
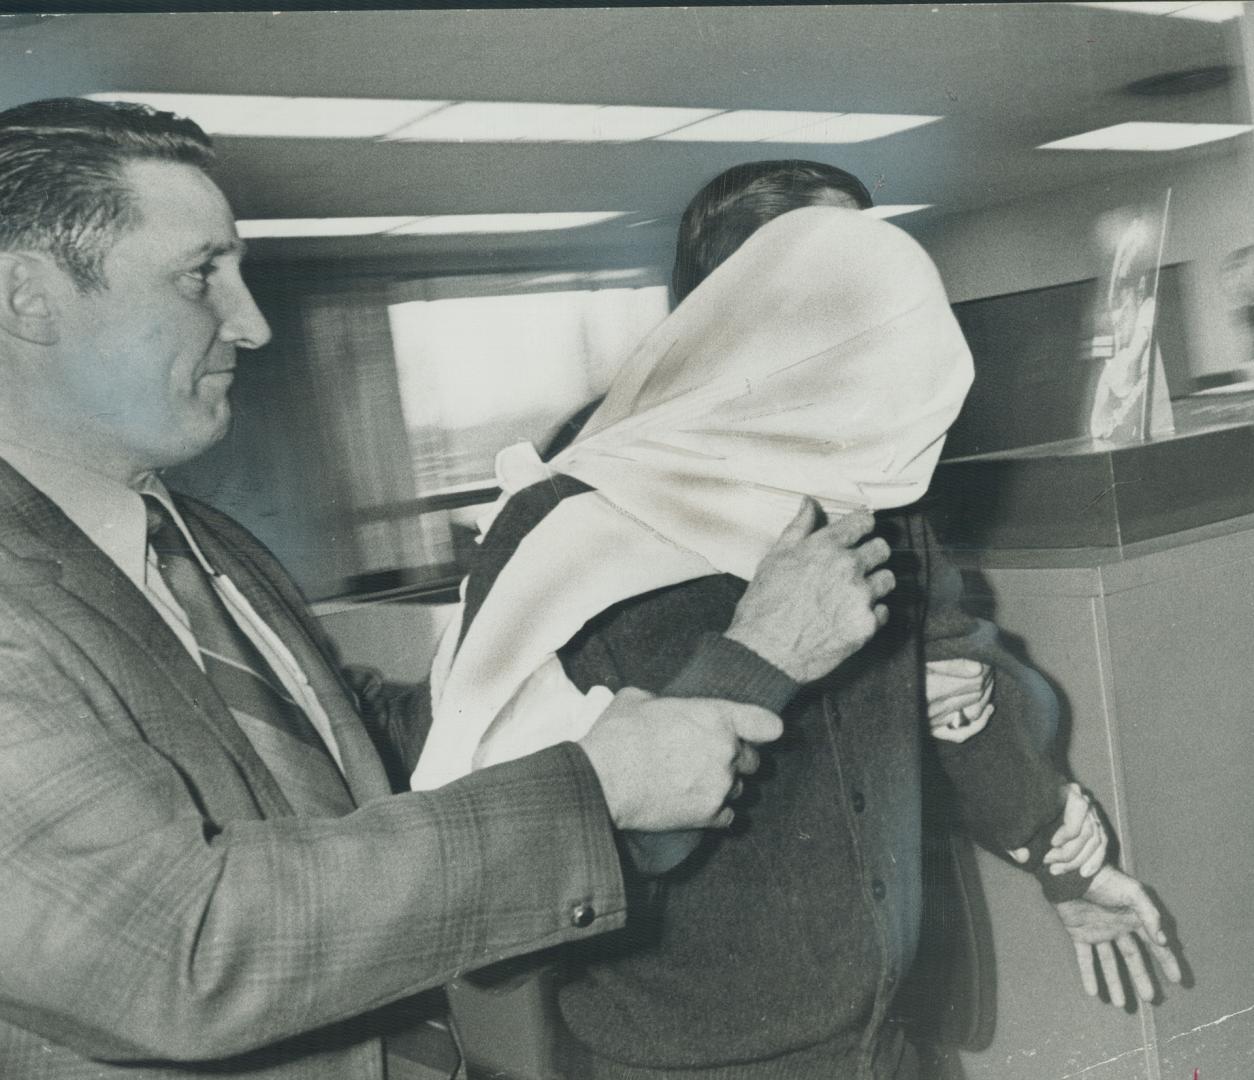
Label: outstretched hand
xmin=1053 ymin=865 xmax=1182 ymax=1008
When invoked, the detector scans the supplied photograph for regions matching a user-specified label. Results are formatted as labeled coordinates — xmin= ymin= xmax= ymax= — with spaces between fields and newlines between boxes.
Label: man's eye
xmin=183 ymin=263 xmax=216 ymax=290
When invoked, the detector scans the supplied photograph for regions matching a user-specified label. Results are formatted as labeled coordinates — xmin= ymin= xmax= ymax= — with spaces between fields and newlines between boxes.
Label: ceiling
xmin=0 ymin=4 xmax=1248 ymax=269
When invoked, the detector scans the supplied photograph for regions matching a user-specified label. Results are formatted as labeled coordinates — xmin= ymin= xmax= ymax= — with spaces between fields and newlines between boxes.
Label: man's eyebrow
xmin=184 ymin=238 xmax=249 ymax=261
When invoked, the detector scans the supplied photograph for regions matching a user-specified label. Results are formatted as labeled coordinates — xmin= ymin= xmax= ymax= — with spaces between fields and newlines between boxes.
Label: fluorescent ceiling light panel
xmin=87 ymin=92 xmax=448 ymax=138
xmin=385 ymin=102 xmax=721 ymax=142
xmin=236 ymin=218 xmax=415 ymax=238
xmin=659 ymin=110 xmax=940 ymax=143
xmin=864 ymin=204 xmax=933 ymax=219
xmin=1039 ymin=121 xmax=1253 ymax=151
xmin=388 ymin=212 xmax=628 ymax=235
xmin=89 ymin=92 xmax=940 ymax=146
xmin=1069 ymin=1 xmax=1242 ymax=20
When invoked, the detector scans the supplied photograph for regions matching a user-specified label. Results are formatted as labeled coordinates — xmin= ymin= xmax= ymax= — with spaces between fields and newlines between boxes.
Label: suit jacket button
xmin=571 ymin=902 xmax=596 ymax=928
xmin=871 ymin=878 xmax=887 ymax=901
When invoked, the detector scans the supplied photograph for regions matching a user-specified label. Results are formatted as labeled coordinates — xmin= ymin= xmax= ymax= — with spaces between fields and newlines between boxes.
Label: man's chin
xmin=159 ymin=408 xmax=233 ymax=469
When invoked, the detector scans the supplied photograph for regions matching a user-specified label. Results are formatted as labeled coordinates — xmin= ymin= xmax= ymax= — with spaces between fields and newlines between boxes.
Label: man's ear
xmin=0 ymin=253 xmax=60 ymax=347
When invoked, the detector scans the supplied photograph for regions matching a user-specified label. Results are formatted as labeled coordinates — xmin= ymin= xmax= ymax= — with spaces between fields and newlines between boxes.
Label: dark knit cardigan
xmin=461 ymin=476 xmax=1083 ymax=1080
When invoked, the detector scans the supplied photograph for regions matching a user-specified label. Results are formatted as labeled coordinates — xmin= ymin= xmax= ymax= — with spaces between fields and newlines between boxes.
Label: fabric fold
xmin=413 ymin=205 xmax=973 ymax=792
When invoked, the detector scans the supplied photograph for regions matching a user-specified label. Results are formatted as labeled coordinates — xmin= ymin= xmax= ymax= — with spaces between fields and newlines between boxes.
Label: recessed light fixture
xmin=1070 ymin=1 xmax=1242 ymax=21
xmin=387 ymin=212 xmax=627 ymax=234
xmin=656 ymin=111 xmax=939 ymax=144
xmin=236 ymin=213 xmax=628 ymax=238
xmin=1038 ymin=121 xmax=1253 ymax=151
xmin=88 ymin=91 xmax=941 ymax=146
xmin=385 ymin=102 xmax=721 ymax=143
xmin=236 ymin=218 xmax=417 ymax=238
xmin=864 ymin=204 xmax=933 ymax=219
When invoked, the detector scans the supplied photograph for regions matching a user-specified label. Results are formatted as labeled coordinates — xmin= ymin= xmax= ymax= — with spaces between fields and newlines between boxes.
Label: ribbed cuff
xmin=1038 ymin=863 xmax=1094 ymax=904
xmin=663 ymin=632 xmax=800 ymax=713
xmin=620 ymin=636 xmax=798 ymax=879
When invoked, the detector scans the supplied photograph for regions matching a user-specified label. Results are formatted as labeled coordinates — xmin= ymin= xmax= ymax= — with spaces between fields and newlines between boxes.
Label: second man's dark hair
xmin=671 ymin=159 xmax=873 ymax=305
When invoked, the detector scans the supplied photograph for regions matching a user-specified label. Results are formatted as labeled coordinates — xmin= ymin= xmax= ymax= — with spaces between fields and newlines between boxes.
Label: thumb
xmin=726 ymin=703 xmax=784 ymax=746
xmin=1008 ymin=847 xmax=1030 ymax=864
xmin=1128 ymin=881 xmax=1168 ymax=946
xmin=771 ymin=496 xmax=819 ymax=551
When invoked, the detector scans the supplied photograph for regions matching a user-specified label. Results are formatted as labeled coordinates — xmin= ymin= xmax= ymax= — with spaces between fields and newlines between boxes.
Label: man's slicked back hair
xmin=671 ymin=159 xmax=873 ymax=305
xmin=0 ymin=97 xmax=215 ymax=292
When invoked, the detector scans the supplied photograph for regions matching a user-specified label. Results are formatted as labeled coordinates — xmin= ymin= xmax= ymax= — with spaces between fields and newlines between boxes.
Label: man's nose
xmin=217 ymin=277 xmax=272 ymax=350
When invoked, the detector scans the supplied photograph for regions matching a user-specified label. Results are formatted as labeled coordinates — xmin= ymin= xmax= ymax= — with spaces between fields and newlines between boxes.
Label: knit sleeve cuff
xmin=663 ymin=632 xmax=800 ymax=713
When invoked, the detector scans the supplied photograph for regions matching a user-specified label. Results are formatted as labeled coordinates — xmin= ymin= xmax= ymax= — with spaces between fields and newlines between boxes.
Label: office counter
xmin=929 ymin=411 xmax=1254 ymax=1080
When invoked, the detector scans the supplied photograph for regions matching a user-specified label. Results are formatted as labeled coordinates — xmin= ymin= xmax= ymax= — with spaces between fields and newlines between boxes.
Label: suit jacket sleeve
xmin=0 ymin=587 xmax=624 ymax=1065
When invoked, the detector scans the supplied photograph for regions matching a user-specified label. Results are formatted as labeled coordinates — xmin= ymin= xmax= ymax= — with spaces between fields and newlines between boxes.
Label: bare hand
xmin=927 ymin=658 xmax=994 ymax=743
xmin=577 ymin=687 xmax=782 ymax=832
xmin=1053 ymin=865 xmax=1182 ymax=1007
xmin=726 ymin=498 xmax=894 ymax=684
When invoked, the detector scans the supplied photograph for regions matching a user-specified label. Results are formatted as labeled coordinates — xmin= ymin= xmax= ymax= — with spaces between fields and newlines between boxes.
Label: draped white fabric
xmin=413 ymin=206 xmax=974 ymax=791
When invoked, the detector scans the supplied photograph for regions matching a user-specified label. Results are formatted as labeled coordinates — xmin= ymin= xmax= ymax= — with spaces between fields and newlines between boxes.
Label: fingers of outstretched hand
xmin=1118 ymin=934 xmax=1156 ymax=1002
xmin=1075 ymin=941 xmax=1100 ymax=997
xmin=1125 ymin=879 xmax=1169 ymax=947
xmin=1139 ymin=932 xmax=1183 ymax=985
xmin=1097 ymin=941 xmax=1126 ymax=1008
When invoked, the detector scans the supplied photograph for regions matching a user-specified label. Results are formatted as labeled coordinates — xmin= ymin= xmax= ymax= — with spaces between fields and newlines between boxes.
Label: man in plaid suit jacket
xmin=0 ymin=98 xmax=898 ymax=1079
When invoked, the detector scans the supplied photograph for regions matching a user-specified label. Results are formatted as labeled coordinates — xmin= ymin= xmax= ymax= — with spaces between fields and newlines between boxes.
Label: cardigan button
xmin=871 ymin=878 xmax=887 ymax=902
xmin=851 ymin=791 xmax=866 ymax=813
xmin=570 ymin=902 xmax=596 ymax=928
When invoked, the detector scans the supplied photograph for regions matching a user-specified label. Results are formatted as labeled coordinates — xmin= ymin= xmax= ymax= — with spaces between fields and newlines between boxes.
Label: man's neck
xmin=0 ymin=411 xmax=151 ymax=489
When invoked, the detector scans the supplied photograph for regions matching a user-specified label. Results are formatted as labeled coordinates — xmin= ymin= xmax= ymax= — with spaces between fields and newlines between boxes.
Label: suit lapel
xmin=0 ymin=458 xmax=294 ymax=815
xmin=177 ymin=501 xmax=394 ymax=806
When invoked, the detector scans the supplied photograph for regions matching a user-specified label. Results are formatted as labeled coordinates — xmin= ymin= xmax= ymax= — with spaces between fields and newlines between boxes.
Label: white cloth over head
xmin=411 ymin=205 xmax=974 ymax=791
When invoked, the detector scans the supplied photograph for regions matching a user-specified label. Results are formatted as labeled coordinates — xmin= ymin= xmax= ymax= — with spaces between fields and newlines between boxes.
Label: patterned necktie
xmin=143 ymin=495 xmax=354 ymax=816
